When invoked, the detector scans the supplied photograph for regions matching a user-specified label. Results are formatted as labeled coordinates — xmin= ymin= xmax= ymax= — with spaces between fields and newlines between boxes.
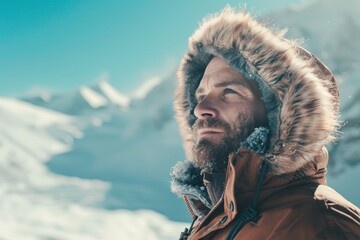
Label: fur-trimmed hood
xmin=174 ymin=7 xmax=340 ymax=175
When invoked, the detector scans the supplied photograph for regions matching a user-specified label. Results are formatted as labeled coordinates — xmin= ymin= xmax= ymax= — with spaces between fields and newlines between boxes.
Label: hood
xmin=174 ymin=7 xmax=340 ymax=175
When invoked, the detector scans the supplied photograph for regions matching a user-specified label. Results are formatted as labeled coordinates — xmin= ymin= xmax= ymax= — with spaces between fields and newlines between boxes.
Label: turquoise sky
xmin=0 ymin=0 xmax=305 ymax=96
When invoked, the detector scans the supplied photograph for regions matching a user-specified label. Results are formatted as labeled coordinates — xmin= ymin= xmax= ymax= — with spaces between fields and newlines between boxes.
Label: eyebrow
xmin=196 ymin=80 xmax=244 ymax=95
xmin=215 ymin=80 xmax=243 ymax=88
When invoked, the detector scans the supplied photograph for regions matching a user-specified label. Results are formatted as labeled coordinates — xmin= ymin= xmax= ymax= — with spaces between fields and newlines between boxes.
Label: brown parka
xmin=182 ymin=148 xmax=360 ymax=239
xmin=171 ymin=7 xmax=360 ymax=240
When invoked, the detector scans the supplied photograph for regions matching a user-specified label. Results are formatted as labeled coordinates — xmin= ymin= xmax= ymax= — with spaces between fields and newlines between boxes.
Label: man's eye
xmin=224 ymin=88 xmax=237 ymax=94
xmin=197 ymin=95 xmax=205 ymax=102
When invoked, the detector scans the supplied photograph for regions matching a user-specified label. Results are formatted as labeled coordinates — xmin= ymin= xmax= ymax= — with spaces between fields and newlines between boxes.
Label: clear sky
xmin=0 ymin=0 xmax=305 ymax=96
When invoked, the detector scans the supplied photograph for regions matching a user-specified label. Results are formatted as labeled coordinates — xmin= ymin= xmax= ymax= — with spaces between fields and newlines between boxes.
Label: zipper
xmin=183 ymin=196 xmax=196 ymax=218
xmin=183 ymin=193 xmax=225 ymax=233
xmin=182 ymin=152 xmax=238 ymax=237
xmin=194 ymin=153 xmax=237 ymax=234
xmin=193 ymin=193 xmax=225 ymax=235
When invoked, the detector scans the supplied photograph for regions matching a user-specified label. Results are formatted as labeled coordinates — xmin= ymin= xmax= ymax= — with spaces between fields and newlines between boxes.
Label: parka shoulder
xmin=313 ymin=185 xmax=360 ymax=239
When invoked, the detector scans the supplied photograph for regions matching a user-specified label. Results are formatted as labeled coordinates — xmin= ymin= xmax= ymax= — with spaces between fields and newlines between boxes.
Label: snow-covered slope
xmin=0 ymin=194 xmax=186 ymax=240
xmin=0 ymin=97 xmax=186 ymax=239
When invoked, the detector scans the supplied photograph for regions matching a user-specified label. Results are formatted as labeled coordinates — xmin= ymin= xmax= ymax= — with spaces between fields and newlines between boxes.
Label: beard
xmin=191 ymin=114 xmax=257 ymax=172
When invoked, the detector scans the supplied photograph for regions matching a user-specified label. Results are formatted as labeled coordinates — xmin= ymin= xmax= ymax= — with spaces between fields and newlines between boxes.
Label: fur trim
xmin=174 ymin=7 xmax=340 ymax=175
xmin=240 ymin=127 xmax=270 ymax=155
xmin=170 ymin=161 xmax=212 ymax=209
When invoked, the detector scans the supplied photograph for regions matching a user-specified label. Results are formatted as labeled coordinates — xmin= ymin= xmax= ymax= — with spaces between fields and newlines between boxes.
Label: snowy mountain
xmin=0 ymin=97 xmax=186 ymax=239
xmin=91 ymin=79 xmax=130 ymax=107
xmin=45 ymin=74 xmax=189 ymax=222
xmin=22 ymin=79 xmax=129 ymax=116
xmin=1 ymin=0 xmax=360 ymax=239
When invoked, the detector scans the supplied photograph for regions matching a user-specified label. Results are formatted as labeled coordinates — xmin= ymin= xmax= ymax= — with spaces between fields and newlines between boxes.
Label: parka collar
xmin=224 ymin=147 xmax=327 ymax=214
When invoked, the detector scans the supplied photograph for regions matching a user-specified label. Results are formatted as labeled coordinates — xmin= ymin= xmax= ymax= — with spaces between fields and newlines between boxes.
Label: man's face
xmin=192 ymin=57 xmax=267 ymax=171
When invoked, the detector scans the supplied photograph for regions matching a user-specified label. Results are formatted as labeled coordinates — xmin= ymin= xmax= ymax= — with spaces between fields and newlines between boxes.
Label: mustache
xmin=193 ymin=118 xmax=230 ymax=131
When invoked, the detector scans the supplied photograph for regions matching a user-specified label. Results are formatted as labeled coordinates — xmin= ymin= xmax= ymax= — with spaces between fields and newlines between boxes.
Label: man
xmin=170 ymin=7 xmax=360 ymax=240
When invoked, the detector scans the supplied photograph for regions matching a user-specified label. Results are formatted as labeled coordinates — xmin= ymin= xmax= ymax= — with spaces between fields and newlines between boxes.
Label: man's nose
xmin=194 ymin=96 xmax=218 ymax=119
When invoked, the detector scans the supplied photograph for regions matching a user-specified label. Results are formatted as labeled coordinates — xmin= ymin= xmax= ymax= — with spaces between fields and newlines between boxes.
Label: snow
xmin=37 ymin=91 xmax=52 ymax=102
xmin=0 ymin=97 xmax=188 ymax=239
xmin=0 ymin=97 xmax=73 ymax=127
xmin=0 ymin=193 xmax=187 ymax=240
xmin=0 ymin=97 xmax=82 ymax=163
xmin=98 ymin=80 xmax=130 ymax=107
xmin=131 ymin=76 xmax=162 ymax=99
xmin=79 ymin=87 xmax=108 ymax=109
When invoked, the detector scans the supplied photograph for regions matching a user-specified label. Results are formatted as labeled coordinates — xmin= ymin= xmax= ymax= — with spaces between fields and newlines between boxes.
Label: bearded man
xmin=170 ymin=7 xmax=360 ymax=240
